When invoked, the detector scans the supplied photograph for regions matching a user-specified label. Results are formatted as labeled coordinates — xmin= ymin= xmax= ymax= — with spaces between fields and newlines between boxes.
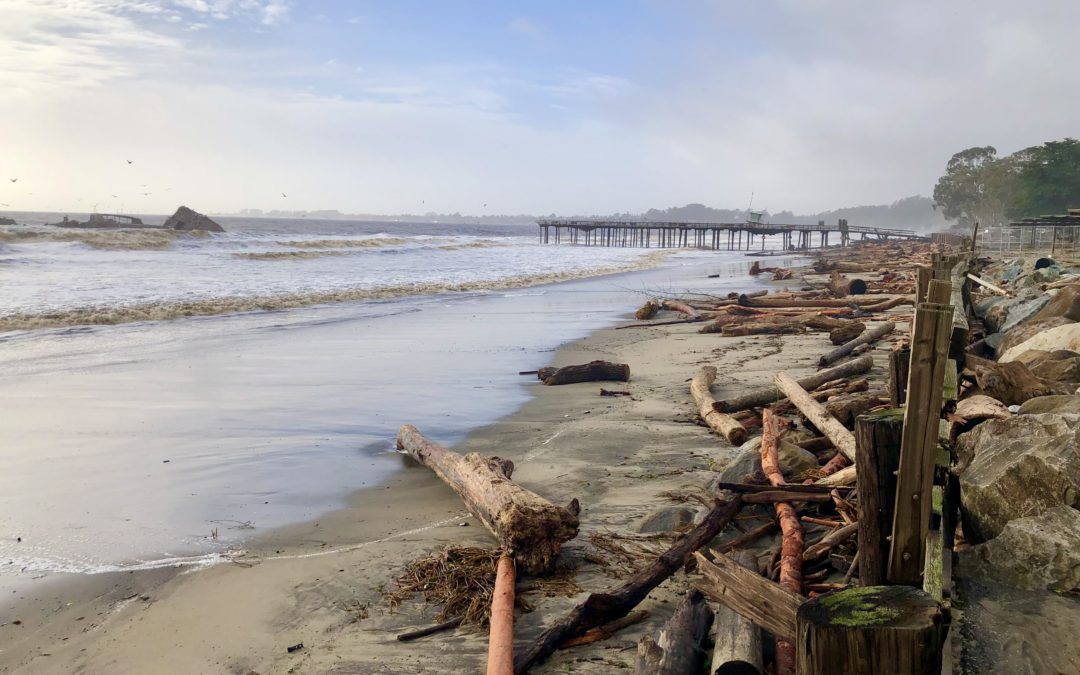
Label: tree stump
xmin=795 ymin=586 xmax=948 ymax=675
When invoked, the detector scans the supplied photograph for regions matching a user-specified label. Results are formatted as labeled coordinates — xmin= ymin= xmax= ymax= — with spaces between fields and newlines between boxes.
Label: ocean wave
xmin=233 ymin=250 xmax=346 ymax=260
xmin=434 ymin=240 xmax=507 ymax=250
xmin=279 ymin=237 xmax=411 ymax=249
xmin=0 ymin=252 xmax=669 ymax=332
xmin=0 ymin=227 xmax=208 ymax=250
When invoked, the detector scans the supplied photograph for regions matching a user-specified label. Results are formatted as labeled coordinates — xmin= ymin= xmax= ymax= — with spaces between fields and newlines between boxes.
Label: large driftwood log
xmin=636 ymin=299 xmax=661 ymax=320
xmin=709 ymin=551 xmax=764 ymax=675
xmin=540 ymin=360 xmax=630 ymax=386
xmin=818 ymin=321 xmax=896 ymax=367
xmin=722 ymin=322 xmax=805 ymax=336
xmin=396 ymin=426 xmax=579 ymax=574
xmin=513 ymin=497 xmax=743 ymax=673
xmin=661 ymin=299 xmax=701 ymax=319
xmin=635 ymin=589 xmax=714 ymax=675
xmin=772 ymin=372 xmax=857 ymax=461
xmin=828 ymin=271 xmax=867 ymax=297
xmin=714 ymin=355 xmax=875 ymax=413
xmin=691 ymin=367 xmax=748 ymax=444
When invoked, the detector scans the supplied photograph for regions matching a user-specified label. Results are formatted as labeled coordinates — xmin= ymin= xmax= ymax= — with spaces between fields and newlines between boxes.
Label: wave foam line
xmin=0 ymin=252 xmax=669 ymax=332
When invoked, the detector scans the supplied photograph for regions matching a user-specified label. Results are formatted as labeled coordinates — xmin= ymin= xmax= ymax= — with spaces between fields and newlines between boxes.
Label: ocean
xmin=0 ymin=214 xmax=794 ymax=597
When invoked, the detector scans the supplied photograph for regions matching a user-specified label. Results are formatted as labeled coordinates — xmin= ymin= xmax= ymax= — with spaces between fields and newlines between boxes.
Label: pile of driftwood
xmin=388 ymin=241 xmax=972 ymax=674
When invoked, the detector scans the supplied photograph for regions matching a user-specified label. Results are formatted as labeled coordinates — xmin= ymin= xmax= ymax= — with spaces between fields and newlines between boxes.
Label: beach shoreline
xmin=0 ymin=255 xmax=868 ymax=674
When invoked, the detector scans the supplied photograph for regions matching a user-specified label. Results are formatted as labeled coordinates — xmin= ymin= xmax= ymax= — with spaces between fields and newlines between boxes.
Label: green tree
xmin=932 ymin=146 xmax=1001 ymax=225
xmin=1009 ymin=138 xmax=1080 ymax=218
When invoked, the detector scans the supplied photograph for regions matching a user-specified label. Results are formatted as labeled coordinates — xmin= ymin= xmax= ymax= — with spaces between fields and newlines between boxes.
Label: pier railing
xmin=536 ymin=219 xmax=924 ymax=251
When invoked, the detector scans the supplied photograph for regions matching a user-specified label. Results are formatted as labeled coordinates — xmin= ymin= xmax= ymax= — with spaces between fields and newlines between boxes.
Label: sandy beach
xmin=0 ymin=268 xmax=886 ymax=674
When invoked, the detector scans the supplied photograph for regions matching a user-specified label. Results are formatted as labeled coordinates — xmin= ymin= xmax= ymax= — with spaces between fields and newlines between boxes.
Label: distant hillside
xmin=639 ymin=196 xmax=946 ymax=232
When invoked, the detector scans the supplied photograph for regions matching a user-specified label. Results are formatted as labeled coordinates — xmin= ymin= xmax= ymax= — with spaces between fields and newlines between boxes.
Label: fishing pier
xmin=537 ymin=219 xmax=923 ymax=251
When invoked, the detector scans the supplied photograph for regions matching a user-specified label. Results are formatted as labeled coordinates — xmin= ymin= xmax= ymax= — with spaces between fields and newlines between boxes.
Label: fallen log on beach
xmin=691 ymin=366 xmax=748 ymax=444
xmin=396 ymin=425 xmax=579 ymax=574
xmin=818 ymin=321 xmax=896 ymax=367
xmin=828 ymin=271 xmax=867 ymax=297
xmin=760 ymin=409 xmax=803 ymax=675
xmin=538 ymin=360 xmax=631 ymax=385
xmin=635 ymin=589 xmax=714 ymax=674
xmin=513 ymin=497 xmax=742 ymax=673
xmin=709 ymin=550 xmax=764 ymax=675
xmin=714 ymin=355 xmax=874 ymax=414
xmin=661 ymin=299 xmax=701 ymax=319
xmin=486 ymin=553 xmax=515 ymax=675
xmin=636 ymin=299 xmax=660 ymax=320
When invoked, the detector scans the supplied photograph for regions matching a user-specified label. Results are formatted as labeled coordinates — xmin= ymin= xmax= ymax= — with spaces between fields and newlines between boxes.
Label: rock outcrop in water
xmin=163 ymin=206 xmax=225 ymax=233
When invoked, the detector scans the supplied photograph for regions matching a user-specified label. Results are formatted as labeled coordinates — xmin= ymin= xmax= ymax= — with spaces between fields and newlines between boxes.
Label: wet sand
xmin=0 ymin=277 xmax=891 ymax=674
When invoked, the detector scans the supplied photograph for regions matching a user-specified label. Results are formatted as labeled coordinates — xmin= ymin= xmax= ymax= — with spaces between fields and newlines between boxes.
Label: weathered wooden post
xmin=855 ymin=409 xmax=904 ymax=585
xmin=795 ymin=586 xmax=948 ymax=675
xmin=915 ymin=265 xmax=931 ymax=303
xmin=888 ymin=280 xmax=953 ymax=585
xmin=887 ymin=346 xmax=910 ymax=407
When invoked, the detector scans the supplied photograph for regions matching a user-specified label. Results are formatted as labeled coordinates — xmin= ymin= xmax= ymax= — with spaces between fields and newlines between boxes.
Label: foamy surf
xmin=0 ymin=251 xmax=669 ymax=331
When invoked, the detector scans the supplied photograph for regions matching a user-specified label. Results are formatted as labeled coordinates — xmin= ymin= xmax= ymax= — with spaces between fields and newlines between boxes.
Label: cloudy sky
xmin=1 ymin=0 xmax=1077 ymax=216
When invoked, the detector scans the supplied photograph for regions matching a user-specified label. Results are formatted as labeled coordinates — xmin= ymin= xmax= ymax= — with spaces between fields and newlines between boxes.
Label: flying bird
xmin=126 ymin=160 xmax=133 ymax=164
xmin=281 ymin=192 xmax=287 ymax=198
xmin=9 ymin=178 xmax=16 ymax=183
xmin=111 ymin=194 xmax=119 ymax=198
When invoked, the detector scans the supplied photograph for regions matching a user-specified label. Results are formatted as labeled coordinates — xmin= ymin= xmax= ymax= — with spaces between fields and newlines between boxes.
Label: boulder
xmin=960 ymin=506 xmax=1080 ymax=592
xmin=956 ymin=413 xmax=1080 ymax=541
xmin=714 ymin=436 xmax=819 ymax=484
xmin=163 ymin=206 xmax=225 ymax=233
xmin=1000 ymin=322 xmax=1080 ymax=363
xmin=1023 ymin=350 xmax=1080 ymax=384
xmin=954 ymin=395 xmax=1012 ymax=424
xmin=1029 ymin=284 xmax=1080 ymax=324
xmin=1019 ymin=395 xmax=1080 ymax=415
xmin=971 ymin=360 xmax=1071 ymax=406
xmin=997 ymin=317 xmax=1075 ymax=358
xmin=998 ymin=295 xmax=1052 ymax=334
xmin=637 ymin=506 xmax=698 ymax=533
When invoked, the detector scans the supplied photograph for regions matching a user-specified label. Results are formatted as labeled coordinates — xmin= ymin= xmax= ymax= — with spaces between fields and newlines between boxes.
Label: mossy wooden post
xmin=855 ymin=409 xmax=904 ymax=586
xmin=888 ymin=280 xmax=953 ymax=585
xmin=795 ymin=586 xmax=948 ymax=675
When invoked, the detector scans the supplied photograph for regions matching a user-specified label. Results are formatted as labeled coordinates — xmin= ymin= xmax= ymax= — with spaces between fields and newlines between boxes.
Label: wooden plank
xmin=888 ymin=293 xmax=954 ymax=585
xmin=966 ymin=273 xmax=1008 ymax=296
xmin=693 ymin=551 xmax=802 ymax=643
xmin=923 ymin=529 xmax=944 ymax=601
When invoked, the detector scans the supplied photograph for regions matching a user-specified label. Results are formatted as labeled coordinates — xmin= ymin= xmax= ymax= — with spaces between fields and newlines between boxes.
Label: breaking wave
xmin=0 ymin=227 xmax=207 ymax=250
xmin=279 ymin=237 xmax=411 ymax=249
xmin=233 ymin=250 xmax=346 ymax=260
xmin=434 ymin=240 xmax=507 ymax=250
xmin=0 ymin=253 xmax=668 ymax=332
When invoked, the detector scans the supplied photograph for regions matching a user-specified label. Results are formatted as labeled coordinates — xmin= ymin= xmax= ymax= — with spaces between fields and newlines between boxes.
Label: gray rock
xmin=1030 ymin=284 xmax=1080 ymax=324
xmin=960 ymin=506 xmax=1080 ymax=592
xmin=998 ymin=295 xmax=1052 ymax=334
xmin=998 ymin=317 xmax=1075 ymax=358
xmin=163 ymin=206 xmax=225 ymax=233
xmin=637 ymin=506 xmax=698 ymax=533
xmin=956 ymin=413 xmax=1080 ymax=541
xmin=1019 ymin=395 xmax=1080 ymax=415
xmin=714 ymin=436 xmax=820 ymax=484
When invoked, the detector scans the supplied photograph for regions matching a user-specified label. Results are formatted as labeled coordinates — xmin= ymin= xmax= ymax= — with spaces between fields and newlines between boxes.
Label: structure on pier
xmin=537 ymin=218 xmax=923 ymax=251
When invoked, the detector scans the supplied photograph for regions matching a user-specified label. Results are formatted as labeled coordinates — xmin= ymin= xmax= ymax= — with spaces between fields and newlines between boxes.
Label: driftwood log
xmin=709 ymin=550 xmax=764 ymax=675
xmin=818 ymin=321 xmax=896 ymax=367
xmin=760 ymin=409 xmax=803 ymax=675
xmin=829 ymin=321 xmax=865 ymax=345
xmin=661 ymin=299 xmax=701 ymax=319
xmin=513 ymin=497 xmax=742 ymax=673
xmin=636 ymin=299 xmax=661 ymax=320
xmin=558 ymin=611 xmax=649 ymax=648
xmin=828 ymin=271 xmax=868 ymax=297
xmin=772 ymin=372 xmax=857 ymax=461
xmin=635 ymin=590 xmax=714 ymax=675
xmin=396 ymin=425 xmax=579 ymax=574
xmin=487 ymin=553 xmax=516 ymax=675
xmin=691 ymin=366 xmax=748 ymax=444
xmin=539 ymin=360 xmax=630 ymax=386
xmin=713 ymin=355 xmax=874 ymax=413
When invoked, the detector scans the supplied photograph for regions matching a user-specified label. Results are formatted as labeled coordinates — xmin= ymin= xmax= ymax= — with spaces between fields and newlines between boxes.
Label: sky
xmin=1 ymin=0 xmax=1077 ymax=216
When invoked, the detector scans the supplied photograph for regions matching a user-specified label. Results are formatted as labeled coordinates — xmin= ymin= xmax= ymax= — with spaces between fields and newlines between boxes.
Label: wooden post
xmin=887 ymin=280 xmax=953 ymax=585
xmin=855 ymin=409 xmax=904 ymax=586
xmin=888 ymin=347 xmax=910 ymax=407
xmin=915 ymin=266 xmax=931 ymax=303
xmin=795 ymin=586 xmax=947 ymax=675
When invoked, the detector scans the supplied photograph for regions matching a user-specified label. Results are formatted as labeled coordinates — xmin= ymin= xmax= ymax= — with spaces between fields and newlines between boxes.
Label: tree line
xmin=932 ymin=138 xmax=1080 ymax=228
